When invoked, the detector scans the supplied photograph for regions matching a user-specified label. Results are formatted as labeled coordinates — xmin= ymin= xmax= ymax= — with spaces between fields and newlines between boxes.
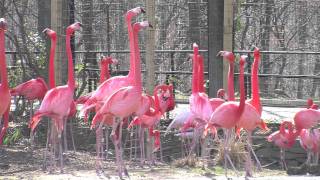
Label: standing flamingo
xmin=29 ymin=22 xmax=81 ymax=172
xmin=206 ymin=55 xmax=247 ymax=175
xmin=0 ymin=18 xmax=11 ymax=145
xmin=80 ymin=7 xmax=145 ymax=120
xmin=268 ymin=120 xmax=298 ymax=170
xmin=128 ymin=84 xmax=175 ymax=165
xmin=235 ymin=48 xmax=268 ymax=177
xmin=90 ymin=21 xmax=152 ymax=178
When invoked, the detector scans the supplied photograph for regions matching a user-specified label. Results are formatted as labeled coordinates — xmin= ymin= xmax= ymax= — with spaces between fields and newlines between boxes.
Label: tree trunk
xmin=260 ymin=0 xmax=273 ymax=93
xmin=296 ymin=1 xmax=307 ymax=99
xmin=188 ymin=0 xmax=200 ymax=45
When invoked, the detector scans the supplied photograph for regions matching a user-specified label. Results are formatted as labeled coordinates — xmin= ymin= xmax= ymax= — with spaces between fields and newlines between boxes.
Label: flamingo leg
xmin=95 ymin=122 xmax=103 ymax=171
xmin=29 ymin=101 xmax=35 ymax=150
xmin=139 ymin=126 xmax=145 ymax=167
xmin=63 ymin=118 xmax=68 ymax=152
xmin=43 ymin=120 xmax=51 ymax=170
xmin=280 ymin=148 xmax=287 ymax=170
xmin=118 ymin=120 xmax=129 ymax=177
xmin=134 ymin=126 xmax=138 ymax=161
xmin=247 ymin=132 xmax=262 ymax=171
xmin=58 ymin=132 xmax=64 ymax=173
xmin=104 ymin=126 xmax=109 ymax=160
xmin=111 ymin=118 xmax=123 ymax=178
xmin=69 ymin=119 xmax=76 ymax=153
xmin=129 ymin=126 xmax=133 ymax=161
xmin=224 ymin=129 xmax=238 ymax=176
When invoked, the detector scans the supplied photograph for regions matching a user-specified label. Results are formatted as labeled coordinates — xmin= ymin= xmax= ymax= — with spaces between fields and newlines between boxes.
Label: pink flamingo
xmin=299 ymin=128 xmax=320 ymax=166
xmin=267 ymin=120 xmax=298 ymax=170
xmin=235 ymin=49 xmax=268 ymax=177
xmin=128 ymin=84 xmax=175 ymax=165
xmin=294 ymin=107 xmax=320 ymax=133
xmin=206 ymin=55 xmax=247 ymax=175
xmin=80 ymin=7 xmax=145 ymax=120
xmin=29 ymin=22 xmax=81 ymax=172
xmin=91 ymin=21 xmax=152 ymax=178
xmin=306 ymin=98 xmax=319 ymax=110
xmin=76 ymin=56 xmax=118 ymax=105
xmin=0 ymin=18 xmax=11 ymax=145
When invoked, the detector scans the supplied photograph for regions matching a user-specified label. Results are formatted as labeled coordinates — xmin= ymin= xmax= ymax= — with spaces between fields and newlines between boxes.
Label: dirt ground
xmin=1 ymin=146 xmax=320 ymax=180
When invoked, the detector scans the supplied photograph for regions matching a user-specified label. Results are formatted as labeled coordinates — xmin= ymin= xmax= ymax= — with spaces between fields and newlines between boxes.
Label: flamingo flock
xmin=0 ymin=6 xmax=320 ymax=179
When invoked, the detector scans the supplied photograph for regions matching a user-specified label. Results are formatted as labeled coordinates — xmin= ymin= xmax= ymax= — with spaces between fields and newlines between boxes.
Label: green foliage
xmin=76 ymin=63 xmax=85 ymax=74
xmin=3 ymin=128 xmax=23 ymax=146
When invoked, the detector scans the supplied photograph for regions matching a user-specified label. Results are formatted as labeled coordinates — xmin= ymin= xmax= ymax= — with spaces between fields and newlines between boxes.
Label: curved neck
xmin=198 ymin=55 xmax=204 ymax=93
xmin=251 ymin=54 xmax=261 ymax=111
xmin=192 ymin=55 xmax=199 ymax=93
xmin=228 ymin=61 xmax=235 ymax=101
xmin=237 ymin=63 xmax=245 ymax=116
xmin=48 ymin=37 xmax=56 ymax=89
xmin=133 ymin=28 xmax=142 ymax=91
xmin=0 ymin=30 xmax=8 ymax=89
xmin=66 ymin=33 xmax=75 ymax=89
xmin=127 ymin=16 xmax=135 ymax=78
xmin=99 ymin=63 xmax=109 ymax=84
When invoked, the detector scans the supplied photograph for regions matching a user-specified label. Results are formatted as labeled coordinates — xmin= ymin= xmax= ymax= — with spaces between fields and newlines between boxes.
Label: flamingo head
xmin=100 ymin=56 xmax=118 ymax=66
xmin=133 ymin=21 xmax=153 ymax=31
xmin=307 ymin=98 xmax=314 ymax=109
xmin=239 ymin=55 xmax=247 ymax=66
xmin=217 ymin=51 xmax=235 ymax=62
xmin=0 ymin=18 xmax=7 ymax=31
xmin=216 ymin=88 xmax=226 ymax=99
xmin=253 ymin=46 xmax=260 ymax=60
xmin=154 ymin=84 xmax=175 ymax=113
xmin=66 ymin=22 xmax=82 ymax=35
xmin=193 ymin=43 xmax=199 ymax=54
xmin=126 ymin=7 xmax=145 ymax=20
xmin=42 ymin=28 xmax=56 ymax=40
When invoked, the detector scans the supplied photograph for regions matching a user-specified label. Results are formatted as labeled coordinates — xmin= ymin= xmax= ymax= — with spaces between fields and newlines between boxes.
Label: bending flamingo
xmin=268 ymin=120 xmax=298 ymax=170
xmin=76 ymin=56 xmax=118 ymax=105
xmin=128 ymin=84 xmax=175 ymax=165
xmin=299 ymin=128 xmax=320 ymax=166
xmin=0 ymin=18 xmax=11 ymax=145
xmin=29 ymin=22 xmax=81 ymax=172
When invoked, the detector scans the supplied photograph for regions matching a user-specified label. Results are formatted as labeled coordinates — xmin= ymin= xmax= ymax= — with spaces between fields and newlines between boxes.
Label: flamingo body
xmin=11 ymin=78 xmax=48 ymax=100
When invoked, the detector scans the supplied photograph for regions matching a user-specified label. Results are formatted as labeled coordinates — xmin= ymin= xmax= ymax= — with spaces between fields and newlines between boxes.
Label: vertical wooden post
xmin=208 ymin=0 xmax=224 ymax=97
xmin=51 ymin=0 xmax=68 ymax=85
xmin=146 ymin=0 xmax=156 ymax=94
xmin=145 ymin=0 xmax=156 ymax=161
xmin=224 ymin=0 xmax=234 ymax=91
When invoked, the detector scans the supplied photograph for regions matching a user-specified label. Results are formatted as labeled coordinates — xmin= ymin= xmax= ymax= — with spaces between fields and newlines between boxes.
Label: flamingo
xmin=128 ymin=84 xmax=175 ymax=165
xmin=299 ymin=128 xmax=320 ymax=166
xmin=80 ymin=7 xmax=145 ymax=120
xmin=206 ymin=55 xmax=247 ymax=175
xmin=0 ymin=18 xmax=11 ymax=145
xmin=29 ymin=22 xmax=81 ymax=172
xmin=235 ymin=48 xmax=268 ymax=177
xmin=294 ymin=107 xmax=320 ymax=133
xmin=267 ymin=120 xmax=298 ymax=170
xmin=76 ymin=56 xmax=118 ymax=105
xmin=90 ymin=21 xmax=152 ymax=178
xmin=306 ymin=98 xmax=319 ymax=110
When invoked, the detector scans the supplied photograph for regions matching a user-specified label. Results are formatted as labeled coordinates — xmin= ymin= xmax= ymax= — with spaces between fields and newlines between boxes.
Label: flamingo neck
xmin=48 ymin=36 xmax=56 ymax=89
xmin=133 ymin=28 xmax=142 ymax=91
xmin=66 ymin=32 xmax=75 ymax=89
xmin=127 ymin=16 xmax=135 ymax=79
xmin=99 ymin=63 xmax=109 ymax=84
xmin=251 ymin=55 xmax=261 ymax=112
xmin=198 ymin=55 xmax=205 ymax=93
xmin=228 ymin=61 xmax=235 ymax=101
xmin=237 ymin=63 xmax=245 ymax=116
xmin=192 ymin=55 xmax=199 ymax=93
xmin=0 ymin=30 xmax=8 ymax=89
